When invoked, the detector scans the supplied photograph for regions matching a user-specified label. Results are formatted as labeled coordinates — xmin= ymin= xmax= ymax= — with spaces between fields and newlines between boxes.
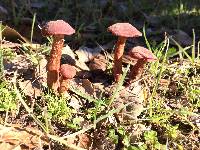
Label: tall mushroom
xmin=59 ymin=64 xmax=76 ymax=95
xmin=108 ymin=23 xmax=142 ymax=82
xmin=41 ymin=20 xmax=75 ymax=92
xmin=128 ymin=46 xmax=157 ymax=83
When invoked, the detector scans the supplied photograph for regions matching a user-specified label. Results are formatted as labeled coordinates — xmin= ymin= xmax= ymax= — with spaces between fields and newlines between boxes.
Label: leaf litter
xmin=0 ymin=1 xmax=200 ymax=148
xmin=0 ymin=124 xmax=48 ymax=150
xmin=4 ymin=39 xmax=196 ymax=149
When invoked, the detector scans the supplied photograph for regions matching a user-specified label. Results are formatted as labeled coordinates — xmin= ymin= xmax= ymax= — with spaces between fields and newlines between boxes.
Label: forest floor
xmin=0 ymin=0 xmax=199 ymax=150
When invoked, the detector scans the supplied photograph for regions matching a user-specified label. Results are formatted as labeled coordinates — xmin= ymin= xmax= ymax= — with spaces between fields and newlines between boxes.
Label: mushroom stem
xmin=114 ymin=36 xmax=126 ymax=82
xmin=47 ymin=35 xmax=64 ymax=91
xmin=59 ymin=77 xmax=70 ymax=94
xmin=128 ymin=59 xmax=145 ymax=83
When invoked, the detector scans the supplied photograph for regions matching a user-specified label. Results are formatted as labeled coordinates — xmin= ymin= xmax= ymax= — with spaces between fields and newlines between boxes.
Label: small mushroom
xmin=59 ymin=64 xmax=76 ymax=94
xmin=128 ymin=46 xmax=157 ymax=83
xmin=108 ymin=23 xmax=142 ymax=82
xmin=41 ymin=20 xmax=75 ymax=92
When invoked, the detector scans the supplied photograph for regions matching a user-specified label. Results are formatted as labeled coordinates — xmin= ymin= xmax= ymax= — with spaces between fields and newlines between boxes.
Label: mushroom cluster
xmin=41 ymin=20 xmax=75 ymax=93
xmin=41 ymin=20 xmax=157 ymax=94
xmin=108 ymin=22 xmax=157 ymax=84
xmin=108 ymin=23 xmax=142 ymax=82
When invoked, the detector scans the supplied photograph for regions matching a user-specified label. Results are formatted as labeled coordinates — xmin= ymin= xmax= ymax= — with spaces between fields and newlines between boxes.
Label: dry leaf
xmin=0 ymin=40 xmax=21 ymax=49
xmin=3 ymin=54 xmax=43 ymax=97
xmin=89 ymin=54 xmax=108 ymax=71
xmin=129 ymin=124 xmax=147 ymax=143
xmin=4 ymin=54 xmax=31 ymax=74
xmin=64 ymin=133 xmax=91 ymax=149
xmin=0 ymin=124 xmax=48 ymax=149
xmin=77 ymin=134 xmax=91 ymax=149
xmin=110 ymin=81 xmax=146 ymax=121
xmin=75 ymin=46 xmax=94 ymax=62
xmin=62 ymin=45 xmax=76 ymax=59
xmin=61 ymin=45 xmax=90 ymax=71
xmin=0 ymin=24 xmax=41 ymax=50
xmin=75 ymin=42 xmax=113 ymax=63
xmin=75 ymin=46 xmax=102 ymax=63
xmin=75 ymin=60 xmax=90 ymax=71
xmin=160 ymin=79 xmax=170 ymax=86
xmin=68 ymin=96 xmax=82 ymax=111
xmin=0 ymin=142 xmax=22 ymax=150
xmin=18 ymin=79 xmax=41 ymax=97
xmin=106 ymin=53 xmax=136 ymax=66
xmin=72 ymin=78 xmax=95 ymax=96
xmin=81 ymin=79 xmax=94 ymax=95
xmin=1 ymin=25 xmax=29 ymax=43
xmin=1 ymin=24 xmax=41 ymax=50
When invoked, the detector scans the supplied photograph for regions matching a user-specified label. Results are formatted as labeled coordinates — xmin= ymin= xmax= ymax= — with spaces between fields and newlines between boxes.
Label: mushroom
xmin=59 ymin=64 xmax=76 ymax=94
xmin=128 ymin=46 xmax=157 ymax=83
xmin=108 ymin=23 xmax=142 ymax=82
xmin=41 ymin=20 xmax=75 ymax=92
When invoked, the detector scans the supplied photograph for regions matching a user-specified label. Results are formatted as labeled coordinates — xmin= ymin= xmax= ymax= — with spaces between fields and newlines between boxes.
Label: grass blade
xmin=30 ymin=13 xmax=36 ymax=43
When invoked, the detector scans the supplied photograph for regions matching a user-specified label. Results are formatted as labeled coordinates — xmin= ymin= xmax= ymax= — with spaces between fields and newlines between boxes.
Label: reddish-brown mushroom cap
xmin=108 ymin=23 xmax=142 ymax=37
xmin=41 ymin=20 xmax=75 ymax=36
xmin=127 ymin=46 xmax=157 ymax=85
xmin=60 ymin=64 xmax=76 ymax=79
xmin=129 ymin=46 xmax=157 ymax=62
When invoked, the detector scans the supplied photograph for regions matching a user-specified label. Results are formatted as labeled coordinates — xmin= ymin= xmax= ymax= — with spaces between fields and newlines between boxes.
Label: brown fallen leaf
xmin=18 ymin=79 xmax=41 ymax=98
xmin=89 ymin=54 xmax=108 ymax=71
xmin=68 ymin=96 xmax=82 ymax=111
xmin=3 ymin=54 xmax=43 ymax=97
xmin=62 ymin=45 xmax=76 ymax=60
xmin=0 ymin=40 xmax=21 ymax=49
xmin=77 ymin=133 xmax=91 ymax=149
xmin=0 ymin=142 xmax=21 ymax=150
xmin=75 ymin=60 xmax=90 ymax=71
xmin=128 ymin=124 xmax=147 ymax=143
xmin=108 ymin=81 xmax=146 ymax=121
xmin=71 ymin=78 xmax=95 ymax=96
xmin=75 ymin=46 xmax=99 ymax=63
xmin=63 ymin=133 xmax=91 ymax=150
xmin=1 ymin=24 xmax=41 ymax=51
xmin=75 ymin=42 xmax=113 ymax=63
xmin=1 ymin=24 xmax=29 ymax=43
xmin=81 ymin=79 xmax=94 ymax=95
xmin=3 ymin=54 xmax=31 ymax=74
xmin=92 ymin=125 xmax=115 ymax=150
xmin=61 ymin=45 xmax=90 ymax=72
xmin=0 ymin=124 xmax=48 ymax=149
